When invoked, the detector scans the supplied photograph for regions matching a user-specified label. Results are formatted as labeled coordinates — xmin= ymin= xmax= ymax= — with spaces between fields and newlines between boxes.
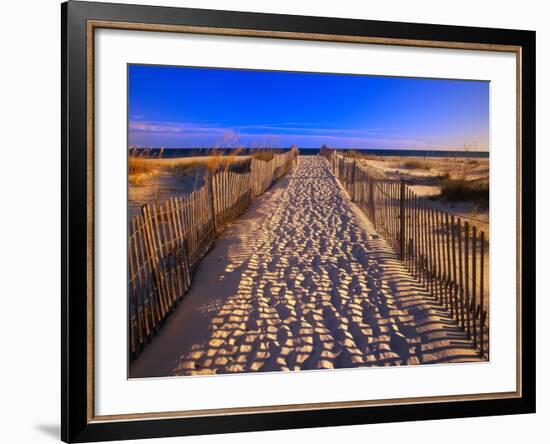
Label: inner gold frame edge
xmin=85 ymin=19 xmax=523 ymax=423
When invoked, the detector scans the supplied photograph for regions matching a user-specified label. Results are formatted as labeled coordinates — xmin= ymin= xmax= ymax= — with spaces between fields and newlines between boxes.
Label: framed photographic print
xmin=61 ymin=1 xmax=536 ymax=442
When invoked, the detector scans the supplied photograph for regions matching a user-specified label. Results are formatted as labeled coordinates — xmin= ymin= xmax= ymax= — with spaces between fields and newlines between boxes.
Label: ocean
xmin=130 ymin=147 xmax=489 ymax=159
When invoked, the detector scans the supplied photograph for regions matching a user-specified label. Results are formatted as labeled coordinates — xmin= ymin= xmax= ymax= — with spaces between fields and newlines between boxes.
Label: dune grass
xmin=128 ymin=157 xmax=158 ymax=184
xmin=400 ymin=159 xmax=432 ymax=170
xmin=439 ymin=178 xmax=489 ymax=205
xmin=129 ymin=155 xmax=249 ymax=176
xmin=128 ymin=147 xmax=293 ymax=184
xmin=251 ymin=150 xmax=275 ymax=162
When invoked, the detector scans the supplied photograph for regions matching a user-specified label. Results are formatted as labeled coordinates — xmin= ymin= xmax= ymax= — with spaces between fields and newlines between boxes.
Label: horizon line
xmin=128 ymin=146 xmax=490 ymax=152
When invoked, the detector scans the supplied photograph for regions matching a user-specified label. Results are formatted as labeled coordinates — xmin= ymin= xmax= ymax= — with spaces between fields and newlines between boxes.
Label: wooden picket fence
xmin=128 ymin=149 xmax=298 ymax=359
xmin=321 ymin=148 xmax=489 ymax=357
xmin=251 ymin=152 xmax=295 ymax=197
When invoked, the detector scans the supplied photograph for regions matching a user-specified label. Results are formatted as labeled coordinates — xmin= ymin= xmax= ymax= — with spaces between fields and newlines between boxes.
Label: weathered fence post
xmin=400 ymin=179 xmax=406 ymax=261
xmin=479 ymin=230 xmax=485 ymax=357
xmin=367 ymin=177 xmax=376 ymax=225
xmin=350 ymin=158 xmax=357 ymax=201
xmin=209 ymin=171 xmax=217 ymax=236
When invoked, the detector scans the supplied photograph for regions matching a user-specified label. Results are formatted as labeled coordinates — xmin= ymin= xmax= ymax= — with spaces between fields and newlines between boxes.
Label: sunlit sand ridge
xmin=130 ymin=156 xmax=482 ymax=378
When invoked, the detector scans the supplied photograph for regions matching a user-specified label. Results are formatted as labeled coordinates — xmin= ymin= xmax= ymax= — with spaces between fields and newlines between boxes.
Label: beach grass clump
xmin=171 ymin=156 xmax=248 ymax=173
xmin=439 ymin=178 xmax=489 ymax=205
xmin=169 ymin=148 xmax=248 ymax=173
xmin=251 ymin=149 xmax=275 ymax=162
xmin=129 ymin=156 xmax=155 ymax=175
xmin=400 ymin=159 xmax=432 ymax=170
xmin=129 ymin=156 xmax=158 ymax=184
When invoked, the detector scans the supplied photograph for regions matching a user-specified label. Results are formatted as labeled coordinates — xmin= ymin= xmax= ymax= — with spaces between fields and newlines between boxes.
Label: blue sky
xmin=128 ymin=64 xmax=489 ymax=151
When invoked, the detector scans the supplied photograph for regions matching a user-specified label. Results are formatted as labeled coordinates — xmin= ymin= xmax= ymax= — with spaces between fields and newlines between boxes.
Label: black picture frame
xmin=62 ymin=1 xmax=536 ymax=442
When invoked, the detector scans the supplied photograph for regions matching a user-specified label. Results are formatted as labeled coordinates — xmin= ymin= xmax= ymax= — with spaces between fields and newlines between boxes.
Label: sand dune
xmin=130 ymin=156 xmax=482 ymax=378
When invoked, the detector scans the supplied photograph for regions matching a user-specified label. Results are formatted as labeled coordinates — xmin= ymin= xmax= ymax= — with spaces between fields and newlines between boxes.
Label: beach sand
xmin=130 ymin=156 xmax=483 ymax=378
xmin=365 ymin=155 xmax=489 ymax=181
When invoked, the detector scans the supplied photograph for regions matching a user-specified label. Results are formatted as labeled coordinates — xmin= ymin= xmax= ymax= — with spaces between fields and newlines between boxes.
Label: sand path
xmin=130 ymin=156 xmax=481 ymax=378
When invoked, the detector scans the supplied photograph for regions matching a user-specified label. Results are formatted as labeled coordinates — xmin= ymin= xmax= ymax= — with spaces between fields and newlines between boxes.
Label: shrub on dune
xmin=438 ymin=178 xmax=489 ymax=205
